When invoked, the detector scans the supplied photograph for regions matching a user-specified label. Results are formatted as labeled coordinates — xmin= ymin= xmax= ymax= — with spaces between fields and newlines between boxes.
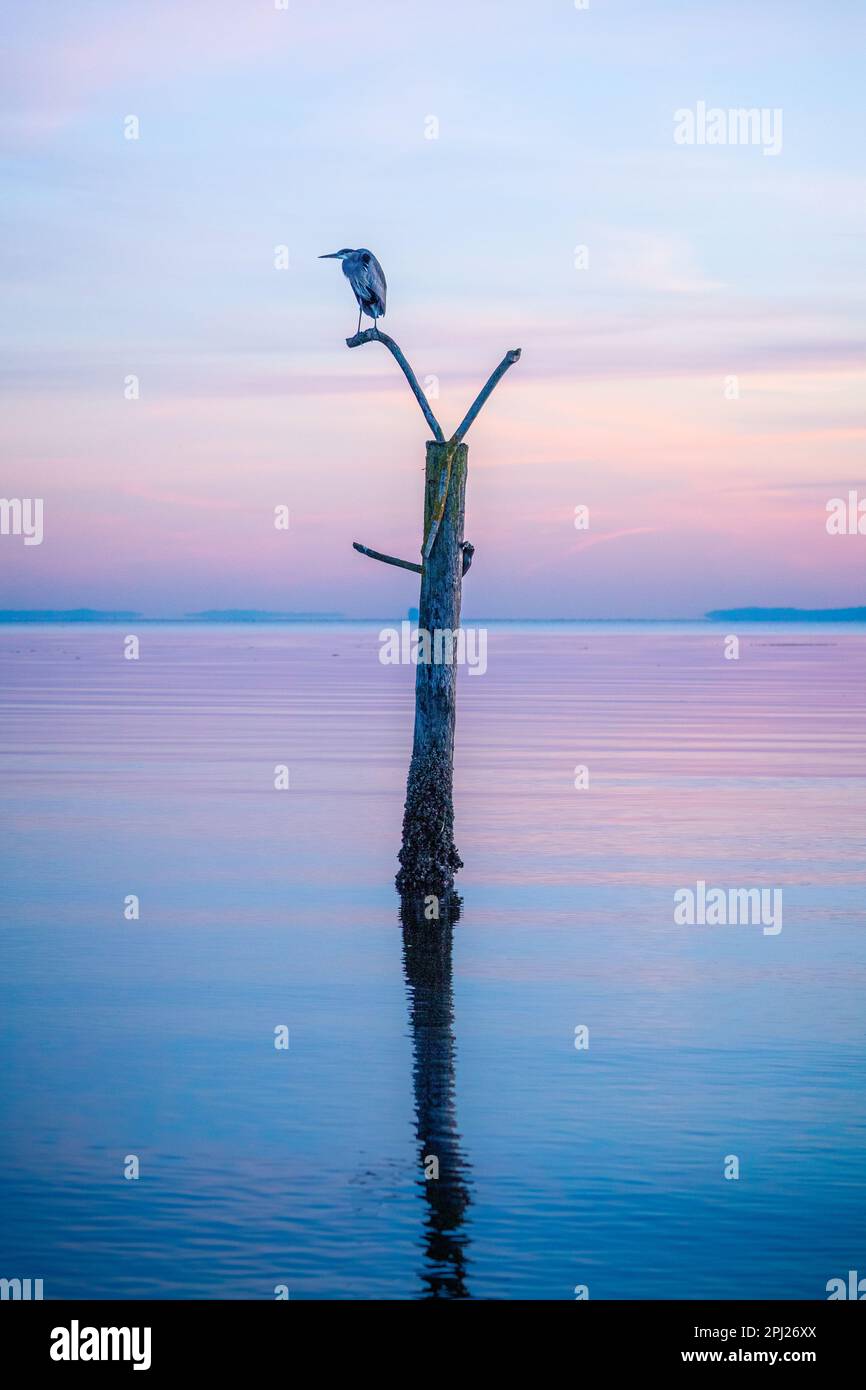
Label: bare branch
xmin=450 ymin=348 xmax=521 ymax=445
xmin=353 ymin=540 xmax=475 ymax=578
xmin=353 ymin=541 xmax=421 ymax=574
xmin=346 ymin=328 xmax=445 ymax=443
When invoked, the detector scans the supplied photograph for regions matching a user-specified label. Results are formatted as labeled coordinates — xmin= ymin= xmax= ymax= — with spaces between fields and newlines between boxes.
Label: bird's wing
xmin=356 ymin=252 xmax=386 ymax=315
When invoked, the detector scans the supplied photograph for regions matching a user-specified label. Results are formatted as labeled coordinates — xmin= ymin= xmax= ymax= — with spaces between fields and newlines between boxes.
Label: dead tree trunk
xmin=396 ymin=440 xmax=468 ymax=896
xmin=343 ymin=327 xmax=520 ymax=901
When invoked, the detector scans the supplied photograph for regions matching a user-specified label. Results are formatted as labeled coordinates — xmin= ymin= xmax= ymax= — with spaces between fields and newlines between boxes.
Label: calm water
xmin=1 ymin=621 xmax=864 ymax=1300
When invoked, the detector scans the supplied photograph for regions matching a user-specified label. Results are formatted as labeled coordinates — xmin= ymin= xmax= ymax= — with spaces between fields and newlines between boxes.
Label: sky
xmin=1 ymin=0 xmax=864 ymax=618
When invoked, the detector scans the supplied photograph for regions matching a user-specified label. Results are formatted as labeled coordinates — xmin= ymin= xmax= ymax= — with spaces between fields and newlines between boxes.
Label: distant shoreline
xmin=705 ymin=607 xmax=866 ymax=623
xmin=1 ymin=609 xmax=865 ymax=626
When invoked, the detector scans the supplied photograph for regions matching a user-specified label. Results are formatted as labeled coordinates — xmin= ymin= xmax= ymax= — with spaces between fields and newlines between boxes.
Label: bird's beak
xmin=319 ymin=252 xmax=342 ymax=259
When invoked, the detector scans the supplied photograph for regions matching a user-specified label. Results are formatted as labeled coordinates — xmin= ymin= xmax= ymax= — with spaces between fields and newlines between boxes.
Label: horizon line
xmin=2 ymin=607 xmax=866 ymax=625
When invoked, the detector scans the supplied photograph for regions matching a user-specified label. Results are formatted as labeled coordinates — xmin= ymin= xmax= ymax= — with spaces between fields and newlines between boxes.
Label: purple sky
xmin=1 ymin=0 xmax=864 ymax=616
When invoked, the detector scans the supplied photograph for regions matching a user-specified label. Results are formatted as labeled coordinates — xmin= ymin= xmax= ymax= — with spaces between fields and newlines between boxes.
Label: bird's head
xmin=319 ymin=249 xmax=354 ymax=260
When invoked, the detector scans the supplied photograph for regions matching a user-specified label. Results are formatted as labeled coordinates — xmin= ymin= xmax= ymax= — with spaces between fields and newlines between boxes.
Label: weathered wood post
xmin=343 ymin=327 xmax=520 ymax=901
xmin=397 ymin=440 xmax=468 ymax=896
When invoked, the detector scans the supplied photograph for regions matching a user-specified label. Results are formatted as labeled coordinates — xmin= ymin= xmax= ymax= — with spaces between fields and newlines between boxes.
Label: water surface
xmin=1 ymin=622 xmax=864 ymax=1298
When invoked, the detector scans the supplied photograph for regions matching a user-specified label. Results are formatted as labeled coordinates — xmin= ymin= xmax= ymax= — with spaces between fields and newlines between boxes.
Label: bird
xmin=319 ymin=248 xmax=387 ymax=335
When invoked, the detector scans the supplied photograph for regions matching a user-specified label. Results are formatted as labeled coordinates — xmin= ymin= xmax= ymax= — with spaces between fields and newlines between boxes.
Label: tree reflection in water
xmin=400 ymin=891 xmax=473 ymax=1300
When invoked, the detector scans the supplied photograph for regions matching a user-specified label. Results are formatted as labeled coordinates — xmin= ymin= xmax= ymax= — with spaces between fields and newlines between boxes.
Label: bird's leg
xmin=357 ymin=306 xmax=362 ymax=335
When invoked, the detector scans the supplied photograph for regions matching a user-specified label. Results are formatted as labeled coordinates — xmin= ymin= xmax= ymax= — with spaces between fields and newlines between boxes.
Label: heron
xmin=319 ymin=247 xmax=387 ymax=335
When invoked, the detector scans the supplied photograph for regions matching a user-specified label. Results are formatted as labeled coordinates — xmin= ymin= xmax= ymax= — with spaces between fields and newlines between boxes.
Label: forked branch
xmin=345 ymin=331 xmax=522 ymax=448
